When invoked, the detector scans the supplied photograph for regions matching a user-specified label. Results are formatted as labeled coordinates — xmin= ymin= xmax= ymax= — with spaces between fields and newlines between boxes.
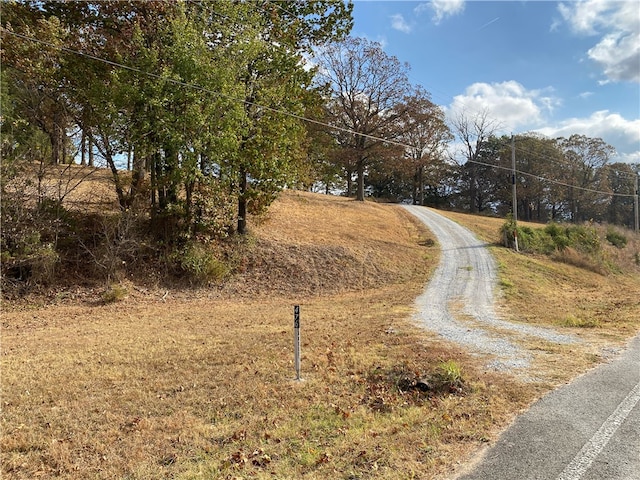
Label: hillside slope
xmin=221 ymin=191 xmax=435 ymax=297
xmin=2 ymin=191 xmax=639 ymax=480
xmin=437 ymin=209 xmax=640 ymax=337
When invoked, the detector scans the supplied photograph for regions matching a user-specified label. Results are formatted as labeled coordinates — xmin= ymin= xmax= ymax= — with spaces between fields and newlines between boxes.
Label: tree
xmin=450 ymin=110 xmax=501 ymax=213
xmin=498 ymin=133 xmax=566 ymax=221
xmin=400 ymin=87 xmax=452 ymax=205
xmin=298 ymin=103 xmax=345 ymax=194
xmin=556 ymin=134 xmax=615 ymax=222
xmin=2 ymin=11 xmax=74 ymax=166
xmin=605 ymin=162 xmax=637 ymax=227
xmin=3 ymin=1 xmax=353 ymax=238
xmin=315 ymin=37 xmax=413 ymax=201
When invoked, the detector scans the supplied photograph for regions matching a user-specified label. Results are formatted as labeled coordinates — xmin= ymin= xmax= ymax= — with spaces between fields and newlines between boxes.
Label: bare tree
xmin=450 ymin=110 xmax=501 ymax=213
xmin=315 ymin=37 xmax=412 ymax=201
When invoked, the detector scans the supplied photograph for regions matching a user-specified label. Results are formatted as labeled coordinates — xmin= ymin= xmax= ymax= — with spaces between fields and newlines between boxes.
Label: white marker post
xmin=293 ymin=305 xmax=301 ymax=381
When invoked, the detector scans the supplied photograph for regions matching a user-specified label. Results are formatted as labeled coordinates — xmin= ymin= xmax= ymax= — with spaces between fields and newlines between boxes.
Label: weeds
xmin=435 ymin=360 xmax=465 ymax=391
xmin=605 ymin=228 xmax=628 ymax=248
xmin=101 ymin=283 xmax=128 ymax=303
xmin=559 ymin=314 xmax=600 ymax=328
xmin=499 ymin=218 xmax=635 ymax=274
xmin=173 ymin=241 xmax=229 ymax=285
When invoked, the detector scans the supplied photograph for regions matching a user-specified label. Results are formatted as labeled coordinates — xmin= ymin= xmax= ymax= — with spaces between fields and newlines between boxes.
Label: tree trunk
xmin=80 ymin=129 xmax=87 ymax=166
xmin=418 ymin=165 xmax=425 ymax=206
xmin=469 ymin=163 xmax=478 ymax=213
xmin=105 ymin=153 xmax=127 ymax=210
xmin=163 ymin=145 xmax=178 ymax=206
xmin=127 ymin=149 xmax=145 ymax=208
xmin=150 ymin=150 xmax=159 ymax=210
xmin=237 ymin=168 xmax=248 ymax=235
xmin=356 ymin=160 xmax=365 ymax=201
xmin=88 ymin=135 xmax=94 ymax=167
xmin=48 ymin=129 xmax=60 ymax=165
xmin=185 ymin=179 xmax=195 ymax=235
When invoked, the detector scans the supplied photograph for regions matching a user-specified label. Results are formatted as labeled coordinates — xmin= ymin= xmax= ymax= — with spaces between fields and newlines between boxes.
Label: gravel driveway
xmin=403 ymin=205 xmax=577 ymax=373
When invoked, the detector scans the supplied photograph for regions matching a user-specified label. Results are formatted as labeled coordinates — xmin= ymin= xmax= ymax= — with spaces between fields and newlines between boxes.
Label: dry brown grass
xmin=436 ymin=210 xmax=640 ymax=336
xmin=434 ymin=209 xmax=640 ymax=391
xmin=10 ymin=162 xmax=121 ymax=212
xmin=2 ymin=193 xmax=639 ymax=480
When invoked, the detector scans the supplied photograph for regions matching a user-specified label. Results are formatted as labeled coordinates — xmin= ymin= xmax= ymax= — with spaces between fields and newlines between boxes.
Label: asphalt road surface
xmin=402 ymin=205 xmax=640 ymax=480
xmin=457 ymin=335 xmax=640 ymax=480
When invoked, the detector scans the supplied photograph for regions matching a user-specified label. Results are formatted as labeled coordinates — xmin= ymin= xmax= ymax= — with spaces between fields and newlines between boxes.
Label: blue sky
xmin=349 ymin=0 xmax=640 ymax=163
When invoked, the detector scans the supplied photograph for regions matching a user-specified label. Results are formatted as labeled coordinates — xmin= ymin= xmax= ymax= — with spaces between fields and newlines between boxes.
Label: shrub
xmin=559 ymin=314 xmax=600 ymax=328
xmin=605 ymin=228 xmax=627 ymax=249
xmin=561 ymin=225 xmax=600 ymax=255
xmin=28 ymin=244 xmax=59 ymax=285
xmin=175 ymin=241 xmax=228 ymax=285
xmin=499 ymin=219 xmax=615 ymax=273
xmin=500 ymin=215 xmax=519 ymax=249
xmin=544 ymin=222 xmax=562 ymax=237
xmin=102 ymin=283 xmax=128 ymax=303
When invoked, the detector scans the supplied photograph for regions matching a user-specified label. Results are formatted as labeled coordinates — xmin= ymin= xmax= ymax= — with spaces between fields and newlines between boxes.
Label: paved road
xmin=457 ymin=334 xmax=640 ymax=480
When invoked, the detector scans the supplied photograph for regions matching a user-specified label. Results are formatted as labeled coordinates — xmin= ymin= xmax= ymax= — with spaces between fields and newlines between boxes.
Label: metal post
xmin=511 ymin=134 xmax=519 ymax=252
xmin=293 ymin=305 xmax=301 ymax=381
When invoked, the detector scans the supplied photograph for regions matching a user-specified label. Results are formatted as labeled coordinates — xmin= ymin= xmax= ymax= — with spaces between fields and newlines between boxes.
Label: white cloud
xmin=416 ymin=0 xmax=465 ymax=25
xmin=446 ymin=82 xmax=639 ymax=163
xmin=588 ymin=31 xmax=640 ymax=83
xmin=390 ymin=14 xmax=412 ymax=34
xmin=447 ymin=81 xmax=560 ymax=131
xmin=536 ymin=110 xmax=640 ymax=163
xmin=558 ymin=1 xmax=640 ymax=83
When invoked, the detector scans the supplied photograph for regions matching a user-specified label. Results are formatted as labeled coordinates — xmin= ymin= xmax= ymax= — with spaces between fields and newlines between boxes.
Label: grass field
xmin=2 ymin=190 xmax=639 ymax=479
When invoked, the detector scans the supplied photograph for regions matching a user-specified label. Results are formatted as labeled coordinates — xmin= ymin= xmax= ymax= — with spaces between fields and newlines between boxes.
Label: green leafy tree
xmin=3 ymin=0 xmax=353 ymax=238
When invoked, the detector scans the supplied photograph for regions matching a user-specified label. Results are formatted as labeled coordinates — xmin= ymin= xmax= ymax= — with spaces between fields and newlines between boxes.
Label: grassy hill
xmin=2 ymin=190 xmax=639 ymax=479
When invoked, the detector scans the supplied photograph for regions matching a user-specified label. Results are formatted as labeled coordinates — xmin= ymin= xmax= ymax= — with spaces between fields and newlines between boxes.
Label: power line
xmin=2 ymin=26 xmax=638 ymax=201
xmin=0 ymin=27 xmax=420 ymax=151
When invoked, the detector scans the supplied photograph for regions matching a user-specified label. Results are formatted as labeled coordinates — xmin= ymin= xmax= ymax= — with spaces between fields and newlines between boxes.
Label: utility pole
xmin=511 ymin=134 xmax=519 ymax=252
xmin=634 ymin=174 xmax=639 ymax=233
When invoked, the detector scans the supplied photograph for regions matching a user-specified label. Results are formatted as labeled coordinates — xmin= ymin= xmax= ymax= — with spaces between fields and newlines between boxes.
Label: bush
xmin=28 ymin=244 xmax=59 ymax=285
xmin=566 ymin=225 xmax=600 ymax=255
xmin=174 ymin=241 xmax=228 ymax=285
xmin=499 ymin=219 xmax=612 ymax=273
xmin=605 ymin=228 xmax=627 ymax=249
xmin=102 ymin=283 xmax=128 ymax=303
xmin=544 ymin=223 xmax=570 ymax=251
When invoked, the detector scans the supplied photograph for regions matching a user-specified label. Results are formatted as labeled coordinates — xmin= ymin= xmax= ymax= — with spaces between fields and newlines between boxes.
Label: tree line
xmin=1 ymin=1 xmax=638 ymax=286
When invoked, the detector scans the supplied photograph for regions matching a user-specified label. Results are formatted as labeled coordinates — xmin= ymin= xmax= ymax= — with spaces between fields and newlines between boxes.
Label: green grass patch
xmin=500 ymin=217 xmax=611 ymax=273
xmin=558 ymin=314 xmax=600 ymax=328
